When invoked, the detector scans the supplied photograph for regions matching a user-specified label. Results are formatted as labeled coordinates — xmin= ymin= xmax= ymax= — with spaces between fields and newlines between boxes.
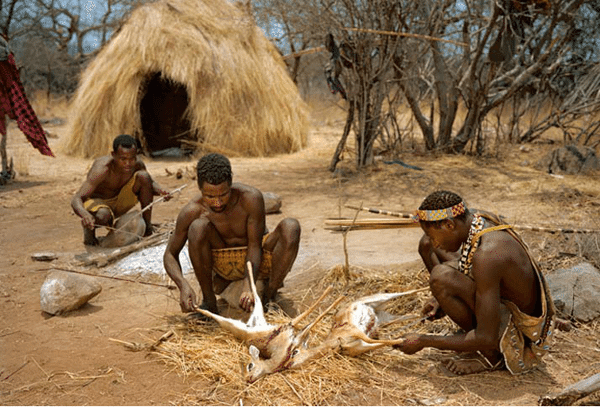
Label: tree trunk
xmin=329 ymin=99 xmax=355 ymax=172
xmin=430 ymin=41 xmax=458 ymax=147
xmin=395 ymin=59 xmax=434 ymax=150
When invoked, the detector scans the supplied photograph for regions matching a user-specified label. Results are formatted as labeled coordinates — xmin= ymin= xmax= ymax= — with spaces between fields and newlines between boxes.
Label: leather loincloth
xmin=83 ymin=173 xmax=139 ymax=221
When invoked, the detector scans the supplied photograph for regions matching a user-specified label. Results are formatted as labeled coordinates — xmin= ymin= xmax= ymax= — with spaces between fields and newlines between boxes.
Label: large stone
xmin=536 ymin=145 xmax=600 ymax=175
xmin=40 ymin=271 xmax=102 ymax=315
xmin=262 ymin=192 xmax=282 ymax=214
xmin=101 ymin=210 xmax=146 ymax=248
xmin=546 ymin=262 xmax=600 ymax=322
xmin=218 ymin=279 xmax=265 ymax=310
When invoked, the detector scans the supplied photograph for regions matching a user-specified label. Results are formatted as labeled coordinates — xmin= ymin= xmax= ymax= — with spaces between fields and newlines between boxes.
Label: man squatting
xmin=163 ymin=153 xmax=301 ymax=314
xmin=71 ymin=134 xmax=171 ymax=246
xmin=395 ymin=190 xmax=555 ymax=375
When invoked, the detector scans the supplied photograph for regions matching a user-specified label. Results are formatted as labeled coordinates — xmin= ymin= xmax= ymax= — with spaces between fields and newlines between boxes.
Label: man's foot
xmin=144 ymin=224 xmax=154 ymax=237
xmin=444 ymin=352 xmax=504 ymax=375
xmin=83 ymin=229 xmax=99 ymax=246
xmin=555 ymin=317 xmax=572 ymax=332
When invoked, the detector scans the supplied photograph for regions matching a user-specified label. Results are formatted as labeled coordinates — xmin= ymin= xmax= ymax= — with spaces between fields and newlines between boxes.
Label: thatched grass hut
xmin=63 ymin=0 xmax=309 ymax=158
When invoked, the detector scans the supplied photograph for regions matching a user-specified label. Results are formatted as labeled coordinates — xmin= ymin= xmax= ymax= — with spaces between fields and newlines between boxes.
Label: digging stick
xmin=78 ymin=231 xmax=169 ymax=267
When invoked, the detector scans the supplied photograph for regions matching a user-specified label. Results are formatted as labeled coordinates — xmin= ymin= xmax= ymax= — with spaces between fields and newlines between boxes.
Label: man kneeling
xmin=394 ymin=190 xmax=555 ymax=375
xmin=163 ymin=153 xmax=300 ymax=314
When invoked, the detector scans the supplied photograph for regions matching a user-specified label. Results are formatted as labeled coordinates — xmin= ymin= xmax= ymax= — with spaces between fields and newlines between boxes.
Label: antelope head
xmin=245 ymin=294 xmax=346 ymax=382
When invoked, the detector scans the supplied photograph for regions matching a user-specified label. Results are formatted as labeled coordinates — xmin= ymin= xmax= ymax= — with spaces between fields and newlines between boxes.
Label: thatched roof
xmin=63 ymin=0 xmax=309 ymax=158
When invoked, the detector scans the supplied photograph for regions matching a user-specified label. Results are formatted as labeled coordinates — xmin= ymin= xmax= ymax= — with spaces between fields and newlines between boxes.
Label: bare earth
xmin=1 ymin=110 xmax=600 ymax=405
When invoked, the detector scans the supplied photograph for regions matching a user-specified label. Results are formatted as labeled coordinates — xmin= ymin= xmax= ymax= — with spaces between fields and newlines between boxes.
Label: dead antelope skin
xmin=246 ymin=288 xmax=427 ymax=381
xmin=192 ymin=261 xmax=333 ymax=382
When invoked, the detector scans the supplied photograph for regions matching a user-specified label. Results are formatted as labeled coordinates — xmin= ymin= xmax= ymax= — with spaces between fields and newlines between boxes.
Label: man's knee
xmin=429 ymin=264 xmax=457 ymax=297
xmin=279 ymin=218 xmax=301 ymax=244
xmin=95 ymin=207 xmax=113 ymax=225
xmin=135 ymin=170 xmax=152 ymax=188
xmin=418 ymin=234 xmax=432 ymax=260
xmin=188 ymin=218 xmax=214 ymax=245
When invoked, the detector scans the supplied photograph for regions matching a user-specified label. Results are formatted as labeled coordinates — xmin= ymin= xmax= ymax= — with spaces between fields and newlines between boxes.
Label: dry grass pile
xmin=118 ymin=261 xmax=600 ymax=405
xmin=63 ymin=0 xmax=308 ymax=158
xmin=144 ymin=265 xmax=463 ymax=405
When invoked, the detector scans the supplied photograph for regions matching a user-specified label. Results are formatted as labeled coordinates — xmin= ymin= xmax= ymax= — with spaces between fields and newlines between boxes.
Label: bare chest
xmin=206 ymin=207 xmax=251 ymax=245
xmin=92 ymin=172 xmax=135 ymax=199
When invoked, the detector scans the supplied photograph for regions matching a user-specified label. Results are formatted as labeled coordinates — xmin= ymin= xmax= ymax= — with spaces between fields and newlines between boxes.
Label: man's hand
xmin=393 ymin=333 xmax=425 ymax=355
xmin=155 ymin=186 xmax=172 ymax=201
xmin=239 ymin=290 xmax=255 ymax=312
xmin=81 ymin=212 xmax=95 ymax=230
xmin=422 ymin=297 xmax=446 ymax=320
xmin=179 ymin=283 xmax=197 ymax=313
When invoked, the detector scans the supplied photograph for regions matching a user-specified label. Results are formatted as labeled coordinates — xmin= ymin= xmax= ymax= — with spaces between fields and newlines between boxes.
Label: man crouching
xmin=163 ymin=153 xmax=300 ymax=314
xmin=394 ymin=190 xmax=555 ymax=375
xmin=71 ymin=134 xmax=171 ymax=246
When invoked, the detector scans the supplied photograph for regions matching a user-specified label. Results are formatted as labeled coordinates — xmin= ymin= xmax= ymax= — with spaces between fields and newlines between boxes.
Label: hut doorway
xmin=140 ymin=73 xmax=194 ymax=157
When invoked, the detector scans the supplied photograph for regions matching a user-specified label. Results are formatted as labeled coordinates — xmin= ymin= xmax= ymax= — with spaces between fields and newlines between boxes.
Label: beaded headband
xmin=415 ymin=201 xmax=466 ymax=222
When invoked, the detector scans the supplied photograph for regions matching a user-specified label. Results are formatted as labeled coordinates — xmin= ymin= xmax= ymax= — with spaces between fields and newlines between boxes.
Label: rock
xmin=546 ymin=262 xmax=600 ymax=322
xmin=536 ymin=145 xmax=600 ymax=175
xmin=100 ymin=210 xmax=145 ymax=248
xmin=40 ymin=271 xmax=102 ymax=315
xmin=31 ymin=252 xmax=58 ymax=262
xmin=218 ymin=279 xmax=265 ymax=310
xmin=262 ymin=192 xmax=282 ymax=214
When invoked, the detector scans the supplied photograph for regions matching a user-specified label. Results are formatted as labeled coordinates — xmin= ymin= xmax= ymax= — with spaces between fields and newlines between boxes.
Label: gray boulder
xmin=101 ymin=210 xmax=146 ymax=248
xmin=262 ymin=192 xmax=282 ymax=214
xmin=546 ymin=262 xmax=600 ymax=322
xmin=40 ymin=271 xmax=102 ymax=315
xmin=536 ymin=145 xmax=600 ymax=175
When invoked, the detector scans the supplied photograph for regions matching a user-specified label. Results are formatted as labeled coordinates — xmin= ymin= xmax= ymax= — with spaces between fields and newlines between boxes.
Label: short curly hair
xmin=112 ymin=134 xmax=137 ymax=152
xmin=196 ymin=153 xmax=232 ymax=188
xmin=418 ymin=190 xmax=468 ymax=226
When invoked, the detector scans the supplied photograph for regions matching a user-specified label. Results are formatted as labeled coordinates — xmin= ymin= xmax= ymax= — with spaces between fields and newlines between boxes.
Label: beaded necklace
xmin=458 ymin=214 xmax=484 ymax=276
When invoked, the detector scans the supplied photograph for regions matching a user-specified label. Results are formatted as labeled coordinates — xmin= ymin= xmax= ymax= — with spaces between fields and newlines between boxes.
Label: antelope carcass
xmin=250 ymin=289 xmax=427 ymax=375
xmin=192 ymin=261 xmax=334 ymax=382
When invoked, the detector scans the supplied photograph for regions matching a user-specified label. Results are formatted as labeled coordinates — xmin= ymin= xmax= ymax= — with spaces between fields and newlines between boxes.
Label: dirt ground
xmin=1 ymin=103 xmax=600 ymax=406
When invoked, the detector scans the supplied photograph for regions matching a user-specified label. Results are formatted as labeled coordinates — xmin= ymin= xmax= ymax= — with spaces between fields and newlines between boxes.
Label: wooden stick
xmin=77 ymin=232 xmax=169 ymax=267
xmin=112 ymin=183 xmax=188 ymax=229
xmin=325 ymin=217 xmax=420 ymax=232
xmin=343 ymin=27 xmax=467 ymax=46
xmin=539 ymin=373 xmax=600 ymax=405
xmin=37 ymin=266 xmax=176 ymax=289
xmin=282 ymin=46 xmax=325 ymax=60
xmin=344 ymin=204 xmax=600 ymax=234
xmin=94 ymin=224 xmax=144 ymax=238
xmin=345 ymin=204 xmax=415 ymax=219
